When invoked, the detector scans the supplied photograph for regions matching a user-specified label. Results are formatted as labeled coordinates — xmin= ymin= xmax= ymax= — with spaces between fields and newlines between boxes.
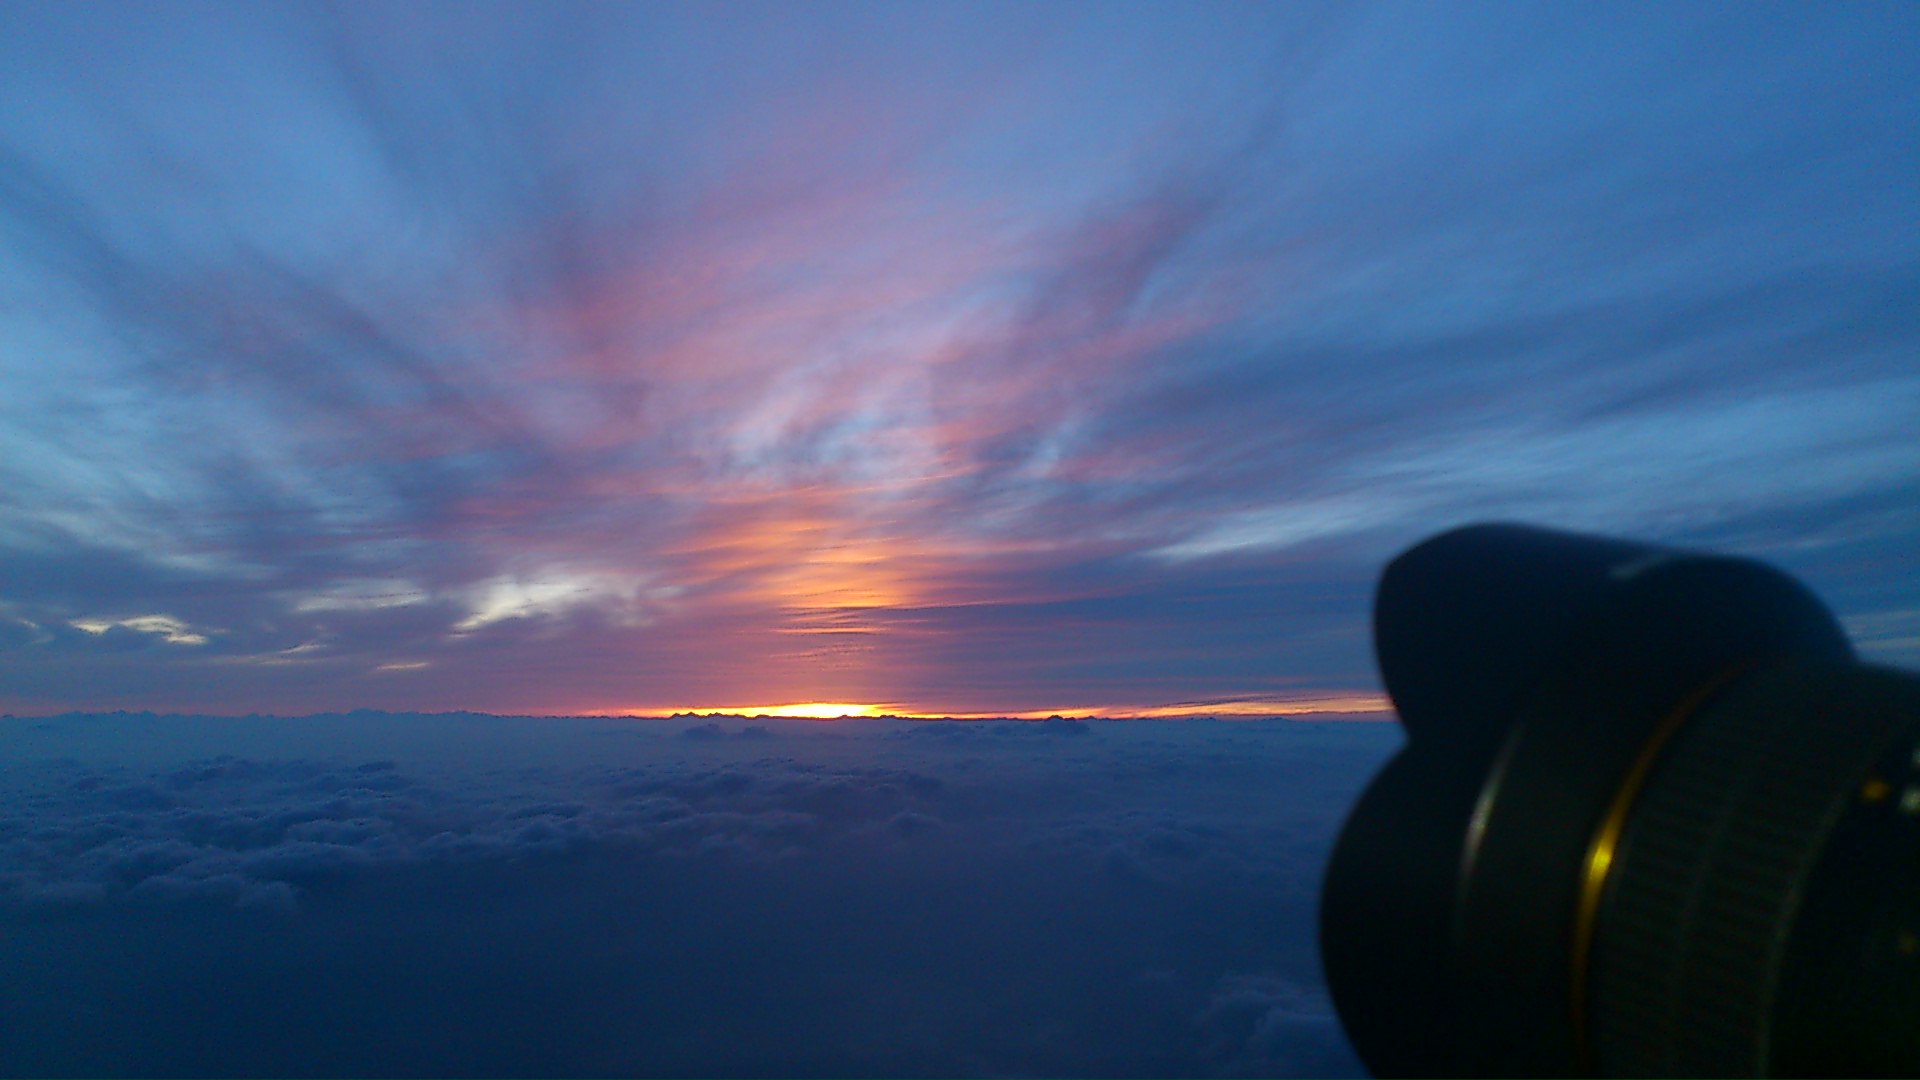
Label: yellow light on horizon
xmin=681 ymin=702 xmax=887 ymax=719
xmin=607 ymin=694 xmax=1391 ymax=721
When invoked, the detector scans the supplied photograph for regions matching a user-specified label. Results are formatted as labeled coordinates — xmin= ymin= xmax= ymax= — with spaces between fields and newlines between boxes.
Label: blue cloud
xmin=0 ymin=713 xmax=1395 ymax=1076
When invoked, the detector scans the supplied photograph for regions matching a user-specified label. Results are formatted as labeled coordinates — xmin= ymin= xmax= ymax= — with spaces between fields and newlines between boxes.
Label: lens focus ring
xmin=1589 ymin=662 xmax=1912 ymax=1076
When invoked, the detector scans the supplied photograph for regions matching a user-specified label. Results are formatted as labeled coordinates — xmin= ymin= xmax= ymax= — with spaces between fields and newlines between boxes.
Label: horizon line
xmin=1 ymin=698 xmax=1395 ymax=723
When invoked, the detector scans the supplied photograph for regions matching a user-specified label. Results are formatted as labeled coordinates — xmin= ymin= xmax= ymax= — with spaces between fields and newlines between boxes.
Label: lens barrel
xmin=1321 ymin=524 xmax=1920 ymax=1076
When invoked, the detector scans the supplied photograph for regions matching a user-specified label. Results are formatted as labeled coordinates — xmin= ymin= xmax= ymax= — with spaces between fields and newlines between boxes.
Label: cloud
xmin=1196 ymin=974 xmax=1353 ymax=1078
xmin=290 ymin=579 xmax=430 ymax=613
xmin=451 ymin=570 xmax=666 ymax=633
xmin=3 ymin=5 xmax=1911 ymax=714
xmin=0 ymin=713 xmax=1392 ymax=1076
xmin=68 ymin=613 xmax=209 ymax=646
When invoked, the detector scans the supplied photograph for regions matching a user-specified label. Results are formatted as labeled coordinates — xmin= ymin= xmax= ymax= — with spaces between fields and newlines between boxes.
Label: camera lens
xmin=1320 ymin=524 xmax=1920 ymax=1076
xmin=1589 ymin=658 xmax=1920 ymax=1076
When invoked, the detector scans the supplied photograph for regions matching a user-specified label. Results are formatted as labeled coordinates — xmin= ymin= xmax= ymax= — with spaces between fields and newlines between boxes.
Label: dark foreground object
xmin=1322 ymin=523 xmax=1920 ymax=1077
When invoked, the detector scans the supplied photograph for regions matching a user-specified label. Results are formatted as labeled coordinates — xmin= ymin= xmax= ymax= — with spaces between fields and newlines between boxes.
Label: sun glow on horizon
xmin=673 ymin=702 xmax=889 ymax=719
xmin=921 ymin=694 xmax=1394 ymax=720
xmin=610 ymin=694 xmax=1391 ymax=721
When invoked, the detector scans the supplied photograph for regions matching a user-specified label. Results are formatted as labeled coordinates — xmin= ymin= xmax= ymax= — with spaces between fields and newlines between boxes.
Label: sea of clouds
xmin=0 ymin=713 xmax=1397 ymax=1077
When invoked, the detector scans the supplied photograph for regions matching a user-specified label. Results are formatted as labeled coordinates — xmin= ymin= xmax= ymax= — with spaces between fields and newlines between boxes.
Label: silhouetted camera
xmin=1321 ymin=524 xmax=1920 ymax=1076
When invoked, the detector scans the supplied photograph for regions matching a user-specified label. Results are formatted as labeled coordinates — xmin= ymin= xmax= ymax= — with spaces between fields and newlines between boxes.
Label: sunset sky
xmin=3 ymin=7 xmax=1919 ymax=1077
xmin=2 ymin=2 xmax=1915 ymax=716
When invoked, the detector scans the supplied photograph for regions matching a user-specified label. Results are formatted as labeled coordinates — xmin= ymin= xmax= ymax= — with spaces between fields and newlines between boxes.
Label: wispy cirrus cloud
xmin=0 ymin=3 xmax=1914 ymax=714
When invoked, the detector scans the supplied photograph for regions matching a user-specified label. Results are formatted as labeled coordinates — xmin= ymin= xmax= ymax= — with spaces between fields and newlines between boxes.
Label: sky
xmin=1 ymin=2 xmax=1913 ymax=718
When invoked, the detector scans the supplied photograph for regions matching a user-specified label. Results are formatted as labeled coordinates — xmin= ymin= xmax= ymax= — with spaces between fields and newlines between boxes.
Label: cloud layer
xmin=0 ymin=713 xmax=1394 ymax=1077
